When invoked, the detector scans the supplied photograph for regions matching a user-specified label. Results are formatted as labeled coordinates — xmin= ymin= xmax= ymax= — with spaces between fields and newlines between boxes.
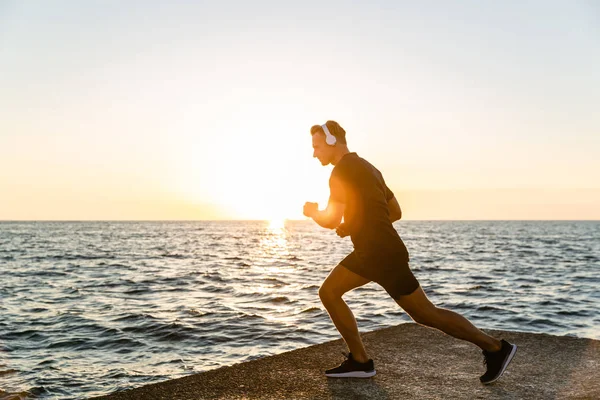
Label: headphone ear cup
xmin=321 ymin=123 xmax=336 ymax=146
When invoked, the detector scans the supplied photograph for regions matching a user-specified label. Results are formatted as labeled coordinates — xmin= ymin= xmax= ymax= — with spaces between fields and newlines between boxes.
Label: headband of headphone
xmin=322 ymin=123 xmax=337 ymax=146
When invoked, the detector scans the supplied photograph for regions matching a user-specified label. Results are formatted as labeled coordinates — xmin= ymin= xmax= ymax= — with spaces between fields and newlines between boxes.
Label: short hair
xmin=310 ymin=120 xmax=347 ymax=145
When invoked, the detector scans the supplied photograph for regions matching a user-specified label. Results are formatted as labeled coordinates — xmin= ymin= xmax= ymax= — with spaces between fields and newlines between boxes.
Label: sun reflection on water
xmin=268 ymin=218 xmax=285 ymax=230
xmin=261 ymin=219 xmax=289 ymax=257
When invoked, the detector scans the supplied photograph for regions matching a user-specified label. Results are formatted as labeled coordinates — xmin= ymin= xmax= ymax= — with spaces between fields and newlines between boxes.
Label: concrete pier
xmin=93 ymin=323 xmax=600 ymax=399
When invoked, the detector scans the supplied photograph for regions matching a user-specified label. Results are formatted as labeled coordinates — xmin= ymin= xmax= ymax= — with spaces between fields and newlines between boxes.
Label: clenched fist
xmin=335 ymin=223 xmax=350 ymax=238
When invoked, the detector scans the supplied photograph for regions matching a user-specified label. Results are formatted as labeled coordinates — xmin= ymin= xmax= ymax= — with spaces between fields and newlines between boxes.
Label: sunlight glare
xmin=269 ymin=218 xmax=285 ymax=230
xmin=167 ymin=109 xmax=332 ymax=221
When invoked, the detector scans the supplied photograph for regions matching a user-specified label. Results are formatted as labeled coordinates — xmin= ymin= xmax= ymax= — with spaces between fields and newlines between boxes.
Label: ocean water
xmin=1 ymin=220 xmax=599 ymax=399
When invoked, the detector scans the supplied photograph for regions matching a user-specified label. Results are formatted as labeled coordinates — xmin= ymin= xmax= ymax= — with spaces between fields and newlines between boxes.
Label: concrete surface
xmin=92 ymin=323 xmax=600 ymax=400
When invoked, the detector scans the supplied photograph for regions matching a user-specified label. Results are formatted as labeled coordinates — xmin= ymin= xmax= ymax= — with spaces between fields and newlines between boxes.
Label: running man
xmin=303 ymin=120 xmax=517 ymax=384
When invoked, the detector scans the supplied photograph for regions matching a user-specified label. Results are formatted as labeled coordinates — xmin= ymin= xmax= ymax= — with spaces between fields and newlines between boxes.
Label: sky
xmin=1 ymin=1 xmax=599 ymax=220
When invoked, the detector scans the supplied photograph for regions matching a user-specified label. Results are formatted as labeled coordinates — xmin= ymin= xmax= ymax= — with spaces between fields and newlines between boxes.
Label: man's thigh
xmin=393 ymin=286 xmax=437 ymax=318
xmin=320 ymin=263 xmax=371 ymax=298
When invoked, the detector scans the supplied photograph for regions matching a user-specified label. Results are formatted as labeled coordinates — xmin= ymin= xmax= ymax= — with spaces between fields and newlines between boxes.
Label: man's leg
xmin=394 ymin=286 xmax=502 ymax=352
xmin=319 ymin=264 xmax=372 ymax=363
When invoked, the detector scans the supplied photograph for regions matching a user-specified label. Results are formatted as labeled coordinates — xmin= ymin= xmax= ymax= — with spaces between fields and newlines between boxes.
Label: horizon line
xmin=1 ymin=219 xmax=598 ymax=222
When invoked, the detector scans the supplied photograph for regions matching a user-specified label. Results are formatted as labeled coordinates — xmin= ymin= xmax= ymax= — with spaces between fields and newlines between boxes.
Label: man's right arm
xmin=388 ymin=196 xmax=402 ymax=222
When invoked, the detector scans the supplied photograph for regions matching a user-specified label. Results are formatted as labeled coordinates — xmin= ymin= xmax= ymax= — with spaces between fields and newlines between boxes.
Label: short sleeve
xmin=384 ymin=183 xmax=394 ymax=202
xmin=329 ymin=173 xmax=345 ymax=203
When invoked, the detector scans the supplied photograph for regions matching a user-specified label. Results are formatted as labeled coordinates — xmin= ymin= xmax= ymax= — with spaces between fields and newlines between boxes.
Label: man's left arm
xmin=384 ymin=181 xmax=402 ymax=222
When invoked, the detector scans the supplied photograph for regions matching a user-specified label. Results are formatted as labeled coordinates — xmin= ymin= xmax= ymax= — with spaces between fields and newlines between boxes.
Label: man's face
xmin=312 ymin=133 xmax=333 ymax=166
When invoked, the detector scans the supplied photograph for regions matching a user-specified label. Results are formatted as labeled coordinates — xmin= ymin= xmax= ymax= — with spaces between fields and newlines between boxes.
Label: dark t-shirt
xmin=330 ymin=152 xmax=409 ymax=260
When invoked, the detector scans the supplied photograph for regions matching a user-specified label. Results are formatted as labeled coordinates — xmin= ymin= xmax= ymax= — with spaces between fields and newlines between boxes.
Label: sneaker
xmin=480 ymin=339 xmax=517 ymax=384
xmin=325 ymin=352 xmax=376 ymax=378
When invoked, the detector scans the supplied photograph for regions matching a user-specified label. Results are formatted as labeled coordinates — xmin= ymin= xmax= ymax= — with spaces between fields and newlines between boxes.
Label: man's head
xmin=310 ymin=120 xmax=347 ymax=166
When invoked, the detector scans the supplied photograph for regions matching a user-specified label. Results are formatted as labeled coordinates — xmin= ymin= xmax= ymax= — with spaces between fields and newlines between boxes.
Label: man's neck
xmin=331 ymin=146 xmax=350 ymax=165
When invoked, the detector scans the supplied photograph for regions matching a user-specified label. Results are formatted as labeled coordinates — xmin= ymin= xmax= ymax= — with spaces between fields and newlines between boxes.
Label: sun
xmin=269 ymin=218 xmax=285 ymax=230
xmin=168 ymin=113 xmax=334 ymax=221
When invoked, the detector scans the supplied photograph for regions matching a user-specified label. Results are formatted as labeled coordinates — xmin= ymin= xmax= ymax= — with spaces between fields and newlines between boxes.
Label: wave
xmin=0 ymin=389 xmax=31 ymax=400
xmin=0 ymin=369 xmax=18 ymax=376
xmin=300 ymin=306 xmax=322 ymax=314
xmin=160 ymin=253 xmax=186 ymax=259
xmin=25 ymin=254 xmax=116 ymax=261
xmin=267 ymin=296 xmax=293 ymax=304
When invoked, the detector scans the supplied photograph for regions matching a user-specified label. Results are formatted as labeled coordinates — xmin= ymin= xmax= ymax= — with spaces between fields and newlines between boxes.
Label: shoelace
xmin=340 ymin=351 xmax=352 ymax=366
xmin=482 ymin=348 xmax=503 ymax=366
xmin=482 ymin=350 xmax=490 ymax=366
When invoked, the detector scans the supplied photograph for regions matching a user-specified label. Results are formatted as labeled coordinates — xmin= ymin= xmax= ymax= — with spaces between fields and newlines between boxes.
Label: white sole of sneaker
xmin=325 ymin=370 xmax=376 ymax=378
xmin=482 ymin=344 xmax=517 ymax=385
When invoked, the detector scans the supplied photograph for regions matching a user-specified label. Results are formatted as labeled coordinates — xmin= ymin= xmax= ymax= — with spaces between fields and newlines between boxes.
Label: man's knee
xmin=318 ymin=284 xmax=341 ymax=305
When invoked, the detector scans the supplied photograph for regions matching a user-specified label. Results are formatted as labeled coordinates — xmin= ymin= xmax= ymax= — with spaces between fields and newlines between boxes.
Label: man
xmin=303 ymin=120 xmax=517 ymax=384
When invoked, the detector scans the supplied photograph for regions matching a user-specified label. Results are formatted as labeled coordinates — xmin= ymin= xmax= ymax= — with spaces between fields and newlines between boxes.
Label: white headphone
xmin=322 ymin=123 xmax=337 ymax=146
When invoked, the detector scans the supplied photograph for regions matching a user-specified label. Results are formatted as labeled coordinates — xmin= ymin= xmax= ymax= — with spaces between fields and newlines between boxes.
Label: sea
xmin=1 ymin=220 xmax=599 ymax=399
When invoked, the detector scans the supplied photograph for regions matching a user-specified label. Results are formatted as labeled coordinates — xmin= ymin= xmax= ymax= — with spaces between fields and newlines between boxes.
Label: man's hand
xmin=303 ymin=202 xmax=319 ymax=218
xmin=335 ymin=222 xmax=350 ymax=238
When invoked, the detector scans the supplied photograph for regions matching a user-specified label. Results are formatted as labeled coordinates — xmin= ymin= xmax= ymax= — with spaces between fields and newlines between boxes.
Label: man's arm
xmin=307 ymin=174 xmax=346 ymax=229
xmin=310 ymin=200 xmax=345 ymax=229
xmin=388 ymin=196 xmax=402 ymax=222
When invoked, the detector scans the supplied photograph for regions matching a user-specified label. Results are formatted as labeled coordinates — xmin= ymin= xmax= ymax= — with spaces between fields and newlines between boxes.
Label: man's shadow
xmin=325 ymin=377 xmax=392 ymax=400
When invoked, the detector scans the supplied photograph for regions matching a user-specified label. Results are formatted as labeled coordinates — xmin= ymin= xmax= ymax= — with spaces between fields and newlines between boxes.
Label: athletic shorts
xmin=339 ymin=250 xmax=420 ymax=299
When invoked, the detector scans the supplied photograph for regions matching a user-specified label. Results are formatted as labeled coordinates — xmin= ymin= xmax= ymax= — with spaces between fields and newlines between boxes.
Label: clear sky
xmin=1 ymin=1 xmax=599 ymax=220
